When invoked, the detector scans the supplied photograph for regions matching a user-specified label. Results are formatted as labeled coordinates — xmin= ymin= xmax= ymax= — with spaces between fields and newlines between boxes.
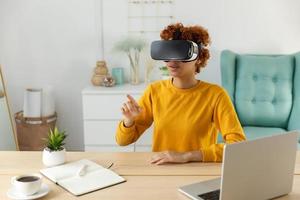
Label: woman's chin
xmin=169 ymin=72 xmax=180 ymax=77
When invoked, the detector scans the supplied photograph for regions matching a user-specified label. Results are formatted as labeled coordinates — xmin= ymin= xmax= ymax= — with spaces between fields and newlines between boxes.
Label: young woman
xmin=115 ymin=23 xmax=246 ymax=165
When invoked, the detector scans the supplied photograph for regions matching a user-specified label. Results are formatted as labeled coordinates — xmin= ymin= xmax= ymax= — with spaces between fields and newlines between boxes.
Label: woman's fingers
xmin=121 ymin=107 xmax=125 ymax=113
xmin=150 ymin=156 xmax=164 ymax=164
xmin=127 ymin=100 xmax=142 ymax=114
xmin=154 ymin=158 xmax=168 ymax=165
xmin=122 ymin=104 xmax=133 ymax=119
xmin=121 ymin=95 xmax=142 ymax=121
xmin=126 ymin=101 xmax=136 ymax=112
xmin=151 ymin=156 xmax=168 ymax=165
xmin=150 ymin=151 xmax=188 ymax=165
xmin=150 ymin=153 xmax=170 ymax=165
xmin=122 ymin=102 xmax=135 ymax=113
xmin=121 ymin=102 xmax=139 ymax=119
xmin=121 ymin=107 xmax=128 ymax=115
xmin=127 ymin=94 xmax=141 ymax=110
xmin=127 ymin=94 xmax=138 ymax=105
xmin=122 ymin=103 xmax=129 ymax=112
xmin=150 ymin=154 xmax=161 ymax=163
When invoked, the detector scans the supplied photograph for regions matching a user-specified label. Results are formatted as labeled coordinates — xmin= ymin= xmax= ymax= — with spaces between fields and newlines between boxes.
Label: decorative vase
xmin=130 ymin=63 xmax=139 ymax=85
xmin=91 ymin=60 xmax=108 ymax=86
xmin=111 ymin=67 xmax=124 ymax=85
xmin=103 ymin=75 xmax=116 ymax=87
xmin=91 ymin=74 xmax=105 ymax=86
xmin=94 ymin=61 xmax=108 ymax=75
xmin=42 ymin=147 xmax=66 ymax=167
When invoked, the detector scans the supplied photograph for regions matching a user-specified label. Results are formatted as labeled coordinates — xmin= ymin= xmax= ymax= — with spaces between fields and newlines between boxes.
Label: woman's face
xmin=165 ymin=60 xmax=197 ymax=78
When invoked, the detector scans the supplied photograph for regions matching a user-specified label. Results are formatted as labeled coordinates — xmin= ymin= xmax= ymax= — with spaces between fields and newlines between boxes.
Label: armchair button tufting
xmin=253 ymin=75 xmax=258 ymax=81
xmin=272 ymin=99 xmax=277 ymax=104
xmin=251 ymin=98 xmax=256 ymax=103
xmin=272 ymin=77 xmax=278 ymax=83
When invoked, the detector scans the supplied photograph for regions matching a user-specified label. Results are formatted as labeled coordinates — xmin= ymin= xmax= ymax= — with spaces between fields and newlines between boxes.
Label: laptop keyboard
xmin=198 ymin=189 xmax=220 ymax=200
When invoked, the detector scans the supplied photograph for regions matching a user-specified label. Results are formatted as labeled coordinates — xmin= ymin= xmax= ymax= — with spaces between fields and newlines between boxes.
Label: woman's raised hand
xmin=121 ymin=94 xmax=142 ymax=127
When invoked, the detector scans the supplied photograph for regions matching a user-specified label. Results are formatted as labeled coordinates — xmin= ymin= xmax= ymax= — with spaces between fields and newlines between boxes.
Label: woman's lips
xmin=168 ymin=66 xmax=179 ymax=69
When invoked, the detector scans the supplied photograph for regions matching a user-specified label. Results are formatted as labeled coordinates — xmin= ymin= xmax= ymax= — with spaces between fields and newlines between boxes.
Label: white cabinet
xmin=82 ymin=84 xmax=153 ymax=152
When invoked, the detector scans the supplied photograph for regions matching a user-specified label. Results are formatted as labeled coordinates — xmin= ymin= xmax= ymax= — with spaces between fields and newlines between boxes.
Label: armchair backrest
xmin=221 ymin=50 xmax=300 ymax=129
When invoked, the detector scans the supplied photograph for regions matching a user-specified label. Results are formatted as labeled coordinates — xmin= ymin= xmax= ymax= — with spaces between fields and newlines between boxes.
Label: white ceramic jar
xmin=42 ymin=148 xmax=66 ymax=167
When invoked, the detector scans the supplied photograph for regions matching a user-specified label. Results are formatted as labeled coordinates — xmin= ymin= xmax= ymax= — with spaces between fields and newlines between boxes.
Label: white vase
xmin=23 ymin=88 xmax=42 ymax=118
xmin=42 ymin=148 xmax=66 ymax=167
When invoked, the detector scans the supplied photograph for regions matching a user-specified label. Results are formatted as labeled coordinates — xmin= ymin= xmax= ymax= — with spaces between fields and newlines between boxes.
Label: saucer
xmin=7 ymin=183 xmax=49 ymax=200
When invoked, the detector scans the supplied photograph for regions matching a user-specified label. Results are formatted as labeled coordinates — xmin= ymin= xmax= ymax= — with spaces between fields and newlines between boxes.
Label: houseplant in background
xmin=114 ymin=36 xmax=146 ymax=85
xmin=42 ymin=127 xmax=67 ymax=167
xmin=159 ymin=66 xmax=171 ymax=80
xmin=144 ymin=58 xmax=154 ymax=83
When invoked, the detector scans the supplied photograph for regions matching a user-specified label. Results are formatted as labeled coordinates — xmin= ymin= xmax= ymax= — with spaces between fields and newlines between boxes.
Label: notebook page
xmin=40 ymin=159 xmax=104 ymax=182
xmin=58 ymin=168 xmax=126 ymax=196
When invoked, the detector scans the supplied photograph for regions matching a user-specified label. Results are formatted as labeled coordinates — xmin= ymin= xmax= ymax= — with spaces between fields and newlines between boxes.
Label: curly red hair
xmin=160 ymin=23 xmax=211 ymax=73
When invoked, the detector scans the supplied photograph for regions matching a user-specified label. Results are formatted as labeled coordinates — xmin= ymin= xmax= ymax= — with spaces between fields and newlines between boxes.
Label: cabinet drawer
xmin=84 ymin=120 xmax=119 ymax=145
xmin=82 ymin=94 xmax=141 ymax=120
xmin=84 ymin=120 xmax=153 ymax=146
xmin=136 ymin=125 xmax=153 ymax=146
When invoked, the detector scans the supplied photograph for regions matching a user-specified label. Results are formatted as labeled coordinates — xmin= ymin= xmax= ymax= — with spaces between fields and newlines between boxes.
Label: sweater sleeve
xmin=201 ymin=88 xmax=246 ymax=162
xmin=115 ymin=85 xmax=154 ymax=146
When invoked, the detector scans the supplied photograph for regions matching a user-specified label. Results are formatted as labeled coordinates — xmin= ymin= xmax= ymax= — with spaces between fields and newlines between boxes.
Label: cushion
xmin=235 ymin=55 xmax=294 ymax=128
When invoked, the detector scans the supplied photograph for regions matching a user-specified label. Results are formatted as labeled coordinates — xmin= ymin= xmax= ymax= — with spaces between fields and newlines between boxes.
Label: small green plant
xmin=159 ymin=66 xmax=169 ymax=76
xmin=43 ymin=127 xmax=67 ymax=151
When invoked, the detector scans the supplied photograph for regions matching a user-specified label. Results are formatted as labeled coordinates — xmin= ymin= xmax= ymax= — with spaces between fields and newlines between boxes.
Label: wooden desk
xmin=1 ymin=151 xmax=300 ymax=200
xmin=2 ymin=151 xmax=300 ymax=176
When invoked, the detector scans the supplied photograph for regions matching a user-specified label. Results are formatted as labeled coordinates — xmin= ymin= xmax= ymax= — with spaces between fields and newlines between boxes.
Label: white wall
xmin=0 ymin=0 xmax=299 ymax=150
xmin=0 ymin=98 xmax=16 ymax=150
xmin=0 ymin=0 xmax=99 ymax=150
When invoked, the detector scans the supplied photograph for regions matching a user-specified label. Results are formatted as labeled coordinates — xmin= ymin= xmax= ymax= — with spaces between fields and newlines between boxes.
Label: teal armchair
xmin=220 ymin=50 xmax=300 ymax=148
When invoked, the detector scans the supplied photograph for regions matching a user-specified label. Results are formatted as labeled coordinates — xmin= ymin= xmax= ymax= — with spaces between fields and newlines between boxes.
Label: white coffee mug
xmin=11 ymin=174 xmax=42 ymax=196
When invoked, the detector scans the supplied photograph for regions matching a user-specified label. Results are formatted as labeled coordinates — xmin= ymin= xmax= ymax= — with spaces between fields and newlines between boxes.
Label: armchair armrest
xmin=288 ymin=52 xmax=300 ymax=141
xmin=221 ymin=50 xmax=237 ymax=103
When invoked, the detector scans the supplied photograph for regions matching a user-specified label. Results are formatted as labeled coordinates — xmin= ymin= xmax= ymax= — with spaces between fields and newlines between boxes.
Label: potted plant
xmin=42 ymin=127 xmax=67 ymax=167
xmin=159 ymin=66 xmax=171 ymax=80
xmin=113 ymin=36 xmax=146 ymax=84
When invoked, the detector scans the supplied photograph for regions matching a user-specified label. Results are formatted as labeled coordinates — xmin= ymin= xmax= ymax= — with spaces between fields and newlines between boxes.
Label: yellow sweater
xmin=116 ymin=79 xmax=246 ymax=162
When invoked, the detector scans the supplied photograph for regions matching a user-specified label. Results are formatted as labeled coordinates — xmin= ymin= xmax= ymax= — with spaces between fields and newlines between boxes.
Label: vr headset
xmin=150 ymin=40 xmax=200 ymax=62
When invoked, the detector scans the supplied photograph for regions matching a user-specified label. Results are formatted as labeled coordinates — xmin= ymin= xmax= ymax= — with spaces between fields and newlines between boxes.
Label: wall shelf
xmin=127 ymin=0 xmax=175 ymax=38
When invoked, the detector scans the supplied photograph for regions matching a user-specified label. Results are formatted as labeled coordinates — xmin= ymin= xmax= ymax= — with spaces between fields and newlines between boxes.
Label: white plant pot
xmin=42 ymin=148 xmax=66 ymax=167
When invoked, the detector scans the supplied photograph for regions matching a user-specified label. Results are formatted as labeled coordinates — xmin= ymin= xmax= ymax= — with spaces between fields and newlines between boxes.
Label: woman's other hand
xmin=150 ymin=151 xmax=203 ymax=165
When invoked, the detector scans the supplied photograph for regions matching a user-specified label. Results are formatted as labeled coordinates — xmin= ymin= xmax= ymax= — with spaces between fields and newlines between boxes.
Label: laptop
xmin=179 ymin=131 xmax=299 ymax=200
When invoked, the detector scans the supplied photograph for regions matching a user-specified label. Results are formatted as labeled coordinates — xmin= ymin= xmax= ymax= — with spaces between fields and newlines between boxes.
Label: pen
xmin=77 ymin=164 xmax=87 ymax=177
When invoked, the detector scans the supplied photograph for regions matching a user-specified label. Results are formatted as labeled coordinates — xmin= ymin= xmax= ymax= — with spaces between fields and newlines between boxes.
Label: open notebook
xmin=40 ymin=159 xmax=126 ymax=196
